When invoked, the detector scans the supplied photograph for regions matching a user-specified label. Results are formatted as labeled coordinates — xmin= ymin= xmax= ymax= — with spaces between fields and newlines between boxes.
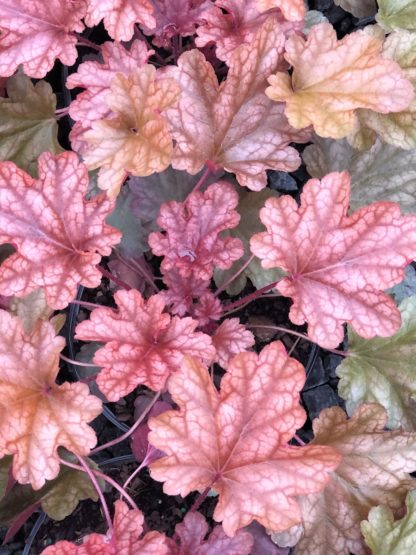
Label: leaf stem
xmin=69 ymin=299 xmax=108 ymax=311
xmin=98 ymin=265 xmax=132 ymax=290
xmin=186 ymin=166 xmax=211 ymax=201
xmin=222 ymin=280 xmax=280 ymax=314
xmin=60 ymin=353 xmax=98 ymax=367
xmin=74 ymin=33 xmax=101 ymax=51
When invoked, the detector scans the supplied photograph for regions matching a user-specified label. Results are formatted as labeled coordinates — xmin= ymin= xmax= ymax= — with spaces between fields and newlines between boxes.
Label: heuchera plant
xmin=0 ymin=1 xmax=416 ymax=554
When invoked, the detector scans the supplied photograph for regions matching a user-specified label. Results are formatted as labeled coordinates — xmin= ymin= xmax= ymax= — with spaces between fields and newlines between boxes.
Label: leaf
xmin=10 ymin=289 xmax=54 ymax=334
xmin=362 ymin=490 xmax=416 ymax=555
xmin=0 ymin=152 xmax=121 ymax=310
xmin=0 ymin=456 xmax=11 ymax=499
xmin=0 ymin=311 xmax=102 ymax=490
xmin=0 ymin=0 xmax=87 ymax=78
xmin=212 ymin=318 xmax=255 ymax=367
xmin=336 ymin=296 xmax=416 ymax=430
xmin=250 ymin=171 xmax=416 ymax=349
xmin=0 ymin=73 xmax=62 ymax=176
xmin=0 ymin=454 xmax=100 ymax=524
xmin=168 ymin=21 xmax=310 ymax=190
xmin=81 ymin=66 xmax=180 ymax=198
xmin=141 ymin=0 xmax=212 ymax=47
xmin=377 ymin=0 xmax=416 ymax=31
xmin=266 ymin=22 xmax=415 ymax=138
xmin=148 ymin=181 xmax=244 ymax=281
xmin=334 ymin=0 xmax=377 ymax=18
xmin=303 ymin=136 xmax=416 ymax=213
xmin=85 ymin=0 xmax=156 ymax=40
xmin=256 ymin=0 xmax=305 ymax=21
xmin=67 ymin=40 xmax=153 ymax=125
xmin=75 ymin=289 xmax=215 ymax=400
xmin=214 ymin=188 xmax=285 ymax=296
xmin=148 ymin=342 xmax=341 ymax=536
xmin=41 ymin=500 xmax=169 ymax=554
xmin=171 ymin=511 xmax=254 ymax=554
xmin=353 ymin=31 xmax=416 ymax=150
xmin=158 ymin=268 xmax=211 ymax=317
xmin=290 ymin=404 xmax=416 ymax=555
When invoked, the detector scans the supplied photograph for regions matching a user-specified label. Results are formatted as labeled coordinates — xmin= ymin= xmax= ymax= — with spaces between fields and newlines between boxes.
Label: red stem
xmin=222 ymin=280 xmax=280 ymax=314
xmin=98 ymin=266 xmax=132 ymax=290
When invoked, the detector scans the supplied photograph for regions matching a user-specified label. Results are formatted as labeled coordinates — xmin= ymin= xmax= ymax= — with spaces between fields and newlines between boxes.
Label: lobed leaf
xmin=377 ymin=0 xmax=416 ymax=31
xmin=212 ymin=318 xmax=255 ymax=367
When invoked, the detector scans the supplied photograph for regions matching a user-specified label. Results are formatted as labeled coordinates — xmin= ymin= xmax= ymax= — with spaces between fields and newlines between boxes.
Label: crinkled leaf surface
xmin=334 ymin=0 xmax=376 ymax=18
xmin=0 ymin=73 xmax=62 ymax=176
xmin=337 ymin=296 xmax=416 ymax=430
xmin=167 ymin=21 xmax=310 ymax=190
xmin=85 ymin=0 xmax=156 ymax=40
xmin=303 ymin=136 xmax=416 ymax=213
xmin=212 ymin=318 xmax=255 ymax=367
xmin=256 ymin=0 xmax=305 ymax=20
xmin=148 ymin=181 xmax=243 ymax=281
xmin=0 ymin=311 xmax=102 ymax=490
xmin=0 ymin=454 xmax=100 ymax=524
xmin=0 ymin=152 xmax=121 ymax=309
xmin=250 ymin=171 xmax=416 ymax=349
xmin=75 ymin=289 xmax=215 ymax=400
xmin=82 ymin=66 xmax=180 ymax=198
xmin=362 ymin=491 xmax=416 ymax=555
xmin=266 ymin=22 xmax=414 ymax=138
xmin=149 ymin=342 xmax=341 ymax=536
xmin=0 ymin=0 xmax=87 ymax=77
xmin=42 ymin=500 xmax=169 ymax=554
xmin=214 ymin=188 xmax=285 ymax=295
xmin=172 ymin=511 xmax=254 ymax=554
xmin=377 ymin=0 xmax=416 ymax=30
xmin=354 ymin=31 xmax=416 ymax=149
xmin=290 ymin=404 xmax=416 ymax=555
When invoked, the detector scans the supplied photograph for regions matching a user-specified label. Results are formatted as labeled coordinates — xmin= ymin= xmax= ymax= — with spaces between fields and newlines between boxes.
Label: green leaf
xmin=377 ymin=0 xmax=416 ymax=31
xmin=362 ymin=491 xmax=416 ymax=554
xmin=214 ymin=188 xmax=285 ymax=295
xmin=337 ymin=297 xmax=416 ymax=430
xmin=0 ymin=454 xmax=100 ymax=524
xmin=0 ymin=456 xmax=12 ymax=499
xmin=303 ymin=136 xmax=416 ymax=213
xmin=0 ymin=73 xmax=62 ymax=176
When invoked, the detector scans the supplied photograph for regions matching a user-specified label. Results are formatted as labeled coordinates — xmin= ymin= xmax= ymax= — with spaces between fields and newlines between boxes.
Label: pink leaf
xmin=0 ymin=0 xmax=87 ymax=78
xmin=75 ymin=289 xmax=215 ymax=400
xmin=0 ymin=152 xmax=121 ymax=310
xmin=158 ymin=268 xmax=211 ymax=316
xmin=148 ymin=182 xmax=244 ymax=281
xmin=85 ymin=0 xmax=156 ymax=41
xmin=250 ymin=171 xmax=416 ymax=348
xmin=212 ymin=318 xmax=255 ymax=367
xmin=193 ymin=293 xmax=223 ymax=326
xmin=256 ymin=0 xmax=305 ymax=21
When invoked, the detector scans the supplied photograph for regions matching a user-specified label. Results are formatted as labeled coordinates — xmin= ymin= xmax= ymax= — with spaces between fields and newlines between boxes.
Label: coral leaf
xmin=337 ymin=296 xmax=416 ymax=430
xmin=0 ymin=73 xmax=62 ymax=176
xmin=75 ymin=289 xmax=215 ymax=400
xmin=212 ymin=318 xmax=255 ymax=367
xmin=289 ymin=404 xmax=416 ymax=555
xmin=377 ymin=0 xmax=416 ymax=31
xmin=85 ymin=0 xmax=156 ymax=40
xmin=256 ymin=0 xmax=305 ymax=21
xmin=10 ymin=289 xmax=54 ymax=334
xmin=0 ymin=311 xmax=102 ymax=490
xmin=0 ymin=152 xmax=121 ymax=309
xmin=148 ymin=181 xmax=244 ymax=281
xmin=41 ymin=500 xmax=169 ymax=554
xmin=0 ymin=0 xmax=87 ymax=78
xmin=250 ymin=171 xmax=416 ymax=349
xmin=266 ymin=22 xmax=415 ymax=138
xmin=168 ymin=21 xmax=310 ymax=190
xmin=148 ymin=342 xmax=341 ymax=536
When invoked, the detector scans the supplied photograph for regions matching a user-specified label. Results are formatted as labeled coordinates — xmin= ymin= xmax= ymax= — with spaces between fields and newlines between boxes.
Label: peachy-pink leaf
xmin=0 ymin=152 xmax=121 ymax=310
xmin=75 ymin=289 xmax=215 ymax=400
xmin=250 ymin=171 xmax=416 ymax=348
xmin=0 ymin=0 xmax=87 ymax=78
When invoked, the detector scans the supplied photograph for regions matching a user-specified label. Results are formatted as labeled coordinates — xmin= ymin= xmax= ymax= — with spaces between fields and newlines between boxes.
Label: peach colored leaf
xmin=41 ymin=500 xmax=169 ymax=554
xmin=167 ymin=21 xmax=310 ymax=190
xmin=148 ymin=342 xmax=341 ymax=536
xmin=376 ymin=0 xmax=416 ymax=31
xmin=172 ymin=511 xmax=254 ymax=554
xmin=0 ymin=152 xmax=121 ymax=310
xmin=0 ymin=72 xmax=62 ymax=176
xmin=148 ymin=181 xmax=244 ymax=281
xmin=0 ymin=0 xmax=87 ymax=78
xmin=85 ymin=0 xmax=156 ymax=40
xmin=212 ymin=318 xmax=255 ymax=367
xmin=81 ymin=66 xmax=180 ymax=198
xmin=141 ymin=0 xmax=212 ymax=47
xmin=303 ymin=136 xmax=416 ymax=213
xmin=10 ymin=289 xmax=54 ymax=334
xmin=0 ymin=311 xmax=102 ymax=490
xmin=256 ymin=0 xmax=305 ymax=21
xmin=250 ymin=171 xmax=416 ymax=349
xmin=289 ymin=404 xmax=416 ymax=555
xmin=266 ymin=22 xmax=415 ymax=138
xmin=67 ymin=40 xmax=153 ymax=125
xmin=75 ymin=289 xmax=215 ymax=400
xmin=334 ymin=0 xmax=377 ymax=18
